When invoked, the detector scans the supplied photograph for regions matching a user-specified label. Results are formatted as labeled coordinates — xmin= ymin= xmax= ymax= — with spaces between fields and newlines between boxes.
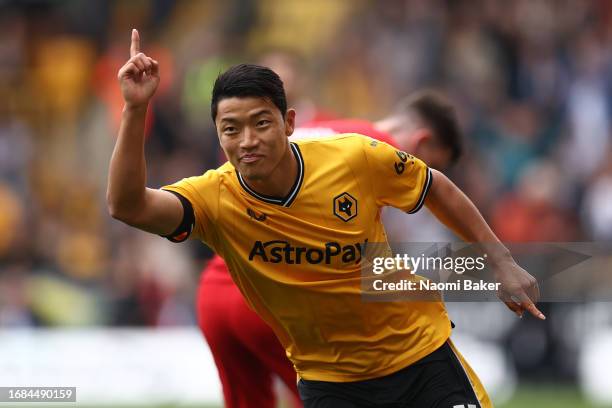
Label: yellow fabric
xmin=447 ymin=339 xmax=493 ymax=408
xmin=163 ymin=134 xmax=451 ymax=381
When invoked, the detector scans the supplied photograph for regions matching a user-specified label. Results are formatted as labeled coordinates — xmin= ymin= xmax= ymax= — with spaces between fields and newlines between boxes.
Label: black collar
xmin=236 ymin=142 xmax=304 ymax=207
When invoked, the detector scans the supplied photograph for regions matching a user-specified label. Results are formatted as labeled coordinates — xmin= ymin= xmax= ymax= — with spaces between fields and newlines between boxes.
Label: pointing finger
xmin=130 ymin=29 xmax=140 ymax=58
xmin=518 ymin=292 xmax=546 ymax=320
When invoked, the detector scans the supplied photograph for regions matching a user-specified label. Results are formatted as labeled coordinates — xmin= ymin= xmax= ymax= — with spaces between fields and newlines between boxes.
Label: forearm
xmin=106 ymin=30 xmax=184 ymax=235
xmin=424 ymin=169 xmax=511 ymax=264
xmin=107 ymin=104 xmax=149 ymax=219
xmin=424 ymin=171 xmax=544 ymax=319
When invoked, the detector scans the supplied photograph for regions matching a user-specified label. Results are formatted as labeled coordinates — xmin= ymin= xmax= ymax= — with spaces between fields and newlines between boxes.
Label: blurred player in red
xmin=197 ymin=88 xmax=462 ymax=408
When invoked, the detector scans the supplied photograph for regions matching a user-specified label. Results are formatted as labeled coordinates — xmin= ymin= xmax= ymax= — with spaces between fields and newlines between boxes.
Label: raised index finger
xmin=130 ymin=29 xmax=140 ymax=57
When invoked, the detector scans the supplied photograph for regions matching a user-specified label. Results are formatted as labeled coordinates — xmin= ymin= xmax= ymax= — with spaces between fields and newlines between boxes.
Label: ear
xmin=284 ymin=108 xmax=296 ymax=137
xmin=411 ymin=128 xmax=432 ymax=150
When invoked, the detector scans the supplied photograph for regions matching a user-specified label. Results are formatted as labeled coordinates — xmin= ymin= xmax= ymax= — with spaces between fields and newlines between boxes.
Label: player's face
xmin=216 ymin=96 xmax=295 ymax=181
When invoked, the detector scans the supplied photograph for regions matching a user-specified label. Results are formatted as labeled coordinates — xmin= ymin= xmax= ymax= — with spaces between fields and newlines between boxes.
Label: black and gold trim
xmin=407 ymin=167 xmax=433 ymax=214
xmin=236 ymin=142 xmax=304 ymax=207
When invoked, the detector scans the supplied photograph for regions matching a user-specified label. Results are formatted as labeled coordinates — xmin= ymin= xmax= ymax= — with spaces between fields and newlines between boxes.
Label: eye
xmin=256 ymin=119 xmax=271 ymax=127
xmin=223 ymin=126 xmax=238 ymax=135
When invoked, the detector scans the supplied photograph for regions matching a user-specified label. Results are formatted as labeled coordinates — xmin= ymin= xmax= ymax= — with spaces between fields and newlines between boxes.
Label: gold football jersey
xmin=163 ymin=134 xmax=451 ymax=382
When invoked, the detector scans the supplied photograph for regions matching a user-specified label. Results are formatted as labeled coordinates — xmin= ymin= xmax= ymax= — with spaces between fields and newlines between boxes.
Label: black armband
xmin=161 ymin=190 xmax=195 ymax=243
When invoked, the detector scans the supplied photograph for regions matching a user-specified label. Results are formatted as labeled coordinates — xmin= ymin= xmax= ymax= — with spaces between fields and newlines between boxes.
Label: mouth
xmin=240 ymin=154 xmax=264 ymax=164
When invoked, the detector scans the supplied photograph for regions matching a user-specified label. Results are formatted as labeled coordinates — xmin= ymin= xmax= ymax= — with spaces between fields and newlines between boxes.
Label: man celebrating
xmin=197 ymin=90 xmax=460 ymax=408
xmin=109 ymin=30 xmax=543 ymax=407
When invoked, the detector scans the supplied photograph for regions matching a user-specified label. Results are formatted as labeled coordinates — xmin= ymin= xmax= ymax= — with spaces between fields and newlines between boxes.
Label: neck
xmin=243 ymin=143 xmax=298 ymax=198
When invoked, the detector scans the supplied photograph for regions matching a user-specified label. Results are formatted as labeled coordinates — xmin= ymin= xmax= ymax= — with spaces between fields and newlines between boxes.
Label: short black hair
xmin=397 ymin=90 xmax=463 ymax=163
xmin=211 ymin=64 xmax=287 ymax=122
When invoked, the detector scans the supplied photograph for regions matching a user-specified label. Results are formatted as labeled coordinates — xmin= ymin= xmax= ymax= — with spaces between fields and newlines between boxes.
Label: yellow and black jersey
xmin=162 ymin=134 xmax=451 ymax=382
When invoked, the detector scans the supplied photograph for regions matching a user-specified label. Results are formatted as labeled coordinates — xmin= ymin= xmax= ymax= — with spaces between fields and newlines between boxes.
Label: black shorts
xmin=297 ymin=341 xmax=482 ymax=408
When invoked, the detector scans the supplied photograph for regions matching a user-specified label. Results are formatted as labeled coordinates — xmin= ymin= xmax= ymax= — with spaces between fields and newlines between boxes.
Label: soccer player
xmin=195 ymin=51 xmax=330 ymax=408
xmin=109 ymin=30 xmax=544 ymax=407
xmin=197 ymin=91 xmax=461 ymax=408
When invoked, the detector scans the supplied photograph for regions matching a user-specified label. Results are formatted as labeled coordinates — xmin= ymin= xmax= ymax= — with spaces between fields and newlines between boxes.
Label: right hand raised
xmin=117 ymin=29 xmax=160 ymax=108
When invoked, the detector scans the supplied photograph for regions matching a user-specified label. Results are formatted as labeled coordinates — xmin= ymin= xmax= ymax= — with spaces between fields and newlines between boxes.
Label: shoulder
xmin=214 ymin=161 xmax=236 ymax=177
xmin=198 ymin=162 xmax=236 ymax=180
xmin=292 ymin=134 xmax=380 ymax=177
xmin=167 ymin=162 xmax=235 ymax=193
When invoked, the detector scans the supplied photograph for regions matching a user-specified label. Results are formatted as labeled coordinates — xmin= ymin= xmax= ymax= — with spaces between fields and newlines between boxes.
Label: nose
xmin=240 ymin=126 xmax=259 ymax=150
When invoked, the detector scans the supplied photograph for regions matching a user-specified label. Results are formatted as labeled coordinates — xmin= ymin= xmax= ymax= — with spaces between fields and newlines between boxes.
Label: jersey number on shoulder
xmin=394 ymin=150 xmax=408 ymax=175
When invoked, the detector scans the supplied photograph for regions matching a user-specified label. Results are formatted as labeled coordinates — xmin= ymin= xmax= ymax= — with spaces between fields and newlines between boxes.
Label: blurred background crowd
xmin=1 ymin=0 xmax=612 ymax=399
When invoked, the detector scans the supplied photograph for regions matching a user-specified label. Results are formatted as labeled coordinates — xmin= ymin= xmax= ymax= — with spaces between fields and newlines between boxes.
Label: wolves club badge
xmin=333 ymin=192 xmax=358 ymax=222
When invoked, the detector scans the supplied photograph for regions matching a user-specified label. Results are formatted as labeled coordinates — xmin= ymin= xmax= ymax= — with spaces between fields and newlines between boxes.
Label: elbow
xmin=106 ymin=193 xmax=133 ymax=223
xmin=107 ymin=201 xmax=126 ymax=222
xmin=106 ymin=190 xmax=118 ymax=218
xmin=107 ymin=203 xmax=123 ymax=221
xmin=106 ymin=186 xmax=148 ymax=225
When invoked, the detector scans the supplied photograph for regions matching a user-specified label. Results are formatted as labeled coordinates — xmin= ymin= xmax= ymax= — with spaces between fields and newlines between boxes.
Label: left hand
xmin=493 ymin=258 xmax=545 ymax=320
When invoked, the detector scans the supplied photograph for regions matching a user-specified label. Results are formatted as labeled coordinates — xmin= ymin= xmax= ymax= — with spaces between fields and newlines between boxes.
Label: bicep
xmin=424 ymin=169 xmax=478 ymax=241
xmin=424 ymin=169 xmax=446 ymax=203
xmin=425 ymin=169 xmax=465 ymax=210
xmin=125 ymin=188 xmax=184 ymax=235
xmin=424 ymin=169 xmax=455 ymax=217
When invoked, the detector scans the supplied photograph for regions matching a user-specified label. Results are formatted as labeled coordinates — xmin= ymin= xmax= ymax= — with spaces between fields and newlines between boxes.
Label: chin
xmin=239 ymin=166 xmax=266 ymax=181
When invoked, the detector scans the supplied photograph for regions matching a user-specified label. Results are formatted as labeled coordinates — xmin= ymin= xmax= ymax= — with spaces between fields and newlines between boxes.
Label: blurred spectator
xmin=491 ymin=159 xmax=577 ymax=242
xmin=582 ymin=152 xmax=612 ymax=240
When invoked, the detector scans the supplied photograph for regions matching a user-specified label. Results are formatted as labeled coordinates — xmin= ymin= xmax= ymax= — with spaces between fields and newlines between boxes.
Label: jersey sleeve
xmin=160 ymin=170 xmax=220 ymax=243
xmin=362 ymin=137 xmax=432 ymax=213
